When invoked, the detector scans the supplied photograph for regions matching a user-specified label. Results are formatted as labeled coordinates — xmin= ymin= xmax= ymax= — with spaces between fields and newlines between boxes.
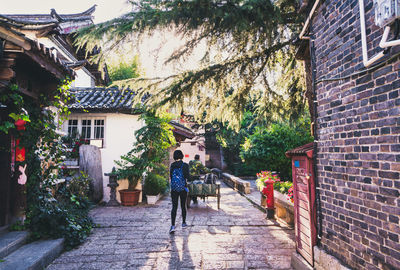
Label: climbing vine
xmin=0 ymin=81 xmax=93 ymax=249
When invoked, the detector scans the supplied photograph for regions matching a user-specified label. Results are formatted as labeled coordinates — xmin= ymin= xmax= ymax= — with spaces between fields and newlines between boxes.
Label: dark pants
xmin=171 ymin=190 xmax=187 ymax=226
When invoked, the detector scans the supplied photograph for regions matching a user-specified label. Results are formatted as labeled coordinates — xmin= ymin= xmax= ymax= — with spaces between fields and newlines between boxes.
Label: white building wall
xmin=62 ymin=112 xmax=143 ymax=202
xmin=173 ymin=137 xmax=206 ymax=165
xmin=100 ymin=113 xmax=143 ymax=202
xmin=73 ymin=69 xmax=95 ymax=87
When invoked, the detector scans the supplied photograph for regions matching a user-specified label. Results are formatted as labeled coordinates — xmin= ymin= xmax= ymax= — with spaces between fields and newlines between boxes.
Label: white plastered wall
xmin=62 ymin=112 xmax=143 ymax=202
xmin=172 ymin=136 xmax=206 ymax=165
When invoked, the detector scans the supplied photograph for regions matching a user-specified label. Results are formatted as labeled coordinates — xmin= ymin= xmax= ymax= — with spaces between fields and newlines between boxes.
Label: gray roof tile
xmin=69 ymin=87 xmax=137 ymax=112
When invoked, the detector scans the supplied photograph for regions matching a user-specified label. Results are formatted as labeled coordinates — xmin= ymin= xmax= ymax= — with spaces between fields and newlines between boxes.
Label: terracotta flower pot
xmin=119 ymin=189 xmax=141 ymax=206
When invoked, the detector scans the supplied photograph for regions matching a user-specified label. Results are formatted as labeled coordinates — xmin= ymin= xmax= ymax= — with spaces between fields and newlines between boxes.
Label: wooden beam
xmin=3 ymin=42 xmax=23 ymax=53
xmin=24 ymin=50 xmax=66 ymax=80
xmin=0 ymin=26 xmax=31 ymax=51
xmin=17 ymin=87 xmax=38 ymax=99
xmin=0 ymin=58 xmax=16 ymax=68
xmin=35 ymin=26 xmax=56 ymax=38
xmin=0 ymin=68 xmax=15 ymax=80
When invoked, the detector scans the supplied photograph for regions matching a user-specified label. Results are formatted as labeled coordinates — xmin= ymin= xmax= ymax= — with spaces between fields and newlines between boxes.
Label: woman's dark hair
xmin=194 ymin=154 xmax=200 ymax=160
xmin=173 ymin=150 xmax=184 ymax=160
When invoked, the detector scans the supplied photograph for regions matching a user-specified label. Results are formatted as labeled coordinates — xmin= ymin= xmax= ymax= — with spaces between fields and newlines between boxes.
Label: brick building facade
xmin=299 ymin=0 xmax=400 ymax=269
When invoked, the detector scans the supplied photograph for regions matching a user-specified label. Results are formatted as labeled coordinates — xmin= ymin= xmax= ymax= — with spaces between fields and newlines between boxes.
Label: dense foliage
xmin=108 ymin=56 xmax=141 ymax=83
xmin=240 ymin=117 xmax=313 ymax=180
xmin=27 ymin=173 xmax=93 ymax=248
xmin=75 ymin=0 xmax=308 ymax=128
xmin=115 ymin=110 xmax=176 ymax=189
xmin=0 ymin=83 xmax=93 ymax=249
xmin=215 ymin=111 xmax=256 ymax=174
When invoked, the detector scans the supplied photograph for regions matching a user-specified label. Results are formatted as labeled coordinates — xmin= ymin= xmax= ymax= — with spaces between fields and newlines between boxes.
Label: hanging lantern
xmin=15 ymin=119 xmax=26 ymax=131
xmin=15 ymin=120 xmax=26 ymax=162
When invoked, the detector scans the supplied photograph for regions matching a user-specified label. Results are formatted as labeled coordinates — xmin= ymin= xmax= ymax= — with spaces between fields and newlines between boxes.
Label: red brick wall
xmin=311 ymin=0 xmax=400 ymax=269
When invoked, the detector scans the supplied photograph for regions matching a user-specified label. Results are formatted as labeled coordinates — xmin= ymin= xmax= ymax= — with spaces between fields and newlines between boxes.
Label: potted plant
xmin=115 ymin=156 xmax=147 ymax=206
xmin=143 ymin=172 xmax=168 ymax=204
xmin=114 ymin=111 xmax=176 ymax=206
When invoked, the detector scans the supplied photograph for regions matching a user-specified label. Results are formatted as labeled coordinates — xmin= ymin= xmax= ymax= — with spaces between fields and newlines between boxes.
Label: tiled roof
xmin=285 ymin=142 xmax=314 ymax=157
xmin=170 ymin=120 xmax=195 ymax=139
xmin=1 ymin=5 xmax=95 ymax=33
xmin=68 ymin=87 xmax=138 ymax=112
xmin=2 ymin=6 xmax=95 ymax=25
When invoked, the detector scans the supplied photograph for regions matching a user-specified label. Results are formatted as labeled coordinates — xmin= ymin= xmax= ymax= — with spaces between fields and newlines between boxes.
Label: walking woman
xmin=169 ymin=150 xmax=190 ymax=233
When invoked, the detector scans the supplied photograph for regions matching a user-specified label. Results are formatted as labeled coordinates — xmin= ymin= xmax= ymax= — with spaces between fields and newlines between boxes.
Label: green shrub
xmin=240 ymin=118 xmax=313 ymax=181
xmin=26 ymin=173 xmax=93 ymax=249
xmin=143 ymin=172 xmax=168 ymax=195
xmin=274 ymin=181 xmax=293 ymax=194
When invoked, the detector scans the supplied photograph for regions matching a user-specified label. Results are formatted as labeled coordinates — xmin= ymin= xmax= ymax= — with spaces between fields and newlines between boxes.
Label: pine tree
xmin=75 ymin=0 xmax=306 ymax=127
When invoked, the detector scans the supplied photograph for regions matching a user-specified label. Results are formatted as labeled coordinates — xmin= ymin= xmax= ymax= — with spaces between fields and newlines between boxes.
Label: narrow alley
xmin=48 ymin=183 xmax=295 ymax=270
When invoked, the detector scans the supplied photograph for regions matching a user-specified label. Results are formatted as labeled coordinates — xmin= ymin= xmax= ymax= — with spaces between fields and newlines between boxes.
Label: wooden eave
xmin=295 ymin=38 xmax=310 ymax=60
xmin=0 ymin=24 xmax=31 ymax=50
xmin=0 ymin=27 xmax=74 ymax=81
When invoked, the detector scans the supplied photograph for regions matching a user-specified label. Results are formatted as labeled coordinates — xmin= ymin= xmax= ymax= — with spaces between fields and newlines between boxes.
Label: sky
xmin=2 ymin=0 xmax=204 ymax=78
xmin=2 ymin=0 xmax=130 ymax=23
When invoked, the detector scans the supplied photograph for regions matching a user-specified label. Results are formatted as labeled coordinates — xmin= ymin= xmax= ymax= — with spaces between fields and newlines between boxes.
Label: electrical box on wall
xmin=374 ymin=0 xmax=400 ymax=27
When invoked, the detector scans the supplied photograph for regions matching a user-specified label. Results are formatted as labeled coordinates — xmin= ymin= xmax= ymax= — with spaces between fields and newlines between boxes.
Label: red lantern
xmin=15 ymin=120 xmax=26 ymax=162
xmin=15 ymin=119 xmax=26 ymax=131
xmin=15 ymin=139 xmax=25 ymax=162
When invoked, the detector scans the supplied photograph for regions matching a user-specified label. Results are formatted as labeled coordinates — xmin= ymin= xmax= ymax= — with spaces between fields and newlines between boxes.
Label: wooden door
xmin=292 ymin=156 xmax=316 ymax=266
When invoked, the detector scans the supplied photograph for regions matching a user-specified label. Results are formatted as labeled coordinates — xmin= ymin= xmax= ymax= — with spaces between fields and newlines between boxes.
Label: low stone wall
xmin=261 ymin=191 xmax=294 ymax=226
xmin=274 ymin=191 xmax=294 ymax=227
xmin=213 ymin=169 xmax=294 ymax=226
xmin=219 ymin=172 xmax=251 ymax=194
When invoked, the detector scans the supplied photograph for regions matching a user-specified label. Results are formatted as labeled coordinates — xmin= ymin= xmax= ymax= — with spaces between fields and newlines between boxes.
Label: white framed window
xmin=67 ymin=119 xmax=78 ymax=138
xmin=66 ymin=117 xmax=106 ymax=148
xmin=94 ymin=119 xmax=104 ymax=139
xmin=81 ymin=119 xmax=92 ymax=139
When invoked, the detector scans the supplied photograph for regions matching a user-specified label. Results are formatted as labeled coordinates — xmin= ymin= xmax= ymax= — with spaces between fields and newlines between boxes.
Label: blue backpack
xmin=171 ymin=164 xmax=185 ymax=192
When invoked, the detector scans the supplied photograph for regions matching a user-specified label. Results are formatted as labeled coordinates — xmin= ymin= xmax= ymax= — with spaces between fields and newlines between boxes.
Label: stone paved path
xmin=47 ymin=183 xmax=295 ymax=270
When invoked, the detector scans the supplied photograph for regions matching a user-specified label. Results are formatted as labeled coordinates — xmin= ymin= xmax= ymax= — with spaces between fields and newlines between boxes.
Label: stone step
xmin=0 ymin=226 xmax=8 ymax=236
xmin=0 ymin=231 xmax=29 ymax=259
xmin=0 ymin=238 xmax=64 ymax=270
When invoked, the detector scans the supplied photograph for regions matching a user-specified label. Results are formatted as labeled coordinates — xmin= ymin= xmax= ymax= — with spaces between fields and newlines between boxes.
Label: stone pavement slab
xmin=47 ymin=182 xmax=295 ymax=270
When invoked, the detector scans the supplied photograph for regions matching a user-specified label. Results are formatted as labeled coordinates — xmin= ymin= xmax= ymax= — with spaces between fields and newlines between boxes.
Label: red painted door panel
xmin=292 ymin=155 xmax=316 ymax=266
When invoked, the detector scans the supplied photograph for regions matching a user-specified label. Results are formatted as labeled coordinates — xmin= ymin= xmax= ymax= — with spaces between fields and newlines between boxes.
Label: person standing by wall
xmin=169 ymin=150 xmax=190 ymax=233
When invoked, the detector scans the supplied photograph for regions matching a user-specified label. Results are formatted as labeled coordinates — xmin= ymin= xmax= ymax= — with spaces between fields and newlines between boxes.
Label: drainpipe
xmin=309 ymin=24 xmax=323 ymax=243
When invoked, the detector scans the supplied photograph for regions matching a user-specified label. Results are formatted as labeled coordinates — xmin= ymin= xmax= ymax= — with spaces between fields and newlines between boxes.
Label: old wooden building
xmin=0 ymin=6 xmax=106 ymax=227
